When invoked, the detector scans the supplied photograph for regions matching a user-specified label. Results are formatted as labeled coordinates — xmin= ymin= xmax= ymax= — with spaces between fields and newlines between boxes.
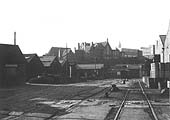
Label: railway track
xmin=0 ymin=81 xmax=112 ymax=120
xmin=45 ymin=82 xmax=111 ymax=119
xmin=24 ymin=79 xmax=124 ymax=119
xmin=113 ymin=80 xmax=159 ymax=120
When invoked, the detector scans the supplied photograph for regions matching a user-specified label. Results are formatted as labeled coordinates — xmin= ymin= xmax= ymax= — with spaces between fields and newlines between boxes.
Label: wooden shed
xmin=40 ymin=56 xmax=61 ymax=74
xmin=76 ymin=64 xmax=104 ymax=80
xmin=0 ymin=44 xmax=26 ymax=87
xmin=24 ymin=54 xmax=44 ymax=81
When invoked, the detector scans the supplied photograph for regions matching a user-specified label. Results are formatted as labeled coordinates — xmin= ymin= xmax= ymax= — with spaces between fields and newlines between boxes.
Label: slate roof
xmin=40 ymin=56 xmax=57 ymax=67
xmin=76 ymin=64 xmax=104 ymax=70
xmin=121 ymin=48 xmax=139 ymax=52
xmin=115 ymin=64 xmax=141 ymax=70
xmin=94 ymin=41 xmax=107 ymax=48
xmin=62 ymin=49 xmax=72 ymax=58
xmin=47 ymin=47 xmax=71 ymax=58
xmin=0 ymin=44 xmax=26 ymax=64
xmin=24 ymin=54 xmax=37 ymax=63
xmin=99 ymin=41 xmax=107 ymax=47
xmin=121 ymin=48 xmax=140 ymax=57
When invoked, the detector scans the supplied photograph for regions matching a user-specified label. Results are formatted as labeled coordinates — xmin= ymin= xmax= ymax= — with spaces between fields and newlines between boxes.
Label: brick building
xmin=90 ymin=39 xmax=113 ymax=61
xmin=141 ymin=45 xmax=155 ymax=59
xmin=121 ymin=48 xmax=142 ymax=58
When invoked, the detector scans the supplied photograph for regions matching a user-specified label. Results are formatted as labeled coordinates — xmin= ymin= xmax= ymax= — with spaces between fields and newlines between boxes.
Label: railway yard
xmin=0 ymin=79 xmax=169 ymax=120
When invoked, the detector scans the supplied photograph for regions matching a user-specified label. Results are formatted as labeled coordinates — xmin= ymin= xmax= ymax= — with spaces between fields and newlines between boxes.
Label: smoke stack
xmin=14 ymin=32 xmax=16 ymax=45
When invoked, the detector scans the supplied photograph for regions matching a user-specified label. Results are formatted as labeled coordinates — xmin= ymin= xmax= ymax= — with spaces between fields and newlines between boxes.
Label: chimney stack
xmin=14 ymin=32 xmax=16 ymax=45
xmin=78 ymin=43 xmax=80 ymax=49
xmin=92 ymin=42 xmax=94 ymax=46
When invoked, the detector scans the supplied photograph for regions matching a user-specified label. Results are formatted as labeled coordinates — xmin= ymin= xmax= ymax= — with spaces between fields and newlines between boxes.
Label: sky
xmin=0 ymin=0 xmax=170 ymax=56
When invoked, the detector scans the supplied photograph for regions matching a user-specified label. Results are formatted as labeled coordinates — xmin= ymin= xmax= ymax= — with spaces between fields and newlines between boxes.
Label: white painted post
xmin=69 ymin=65 xmax=72 ymax=78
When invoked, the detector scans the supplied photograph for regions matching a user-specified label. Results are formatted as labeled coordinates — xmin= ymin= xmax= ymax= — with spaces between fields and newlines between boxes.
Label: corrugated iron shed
xmin=40 ymin=56 xmax=56 ymax=67
xmin=76 ymin=64 xmax=104 ymax=70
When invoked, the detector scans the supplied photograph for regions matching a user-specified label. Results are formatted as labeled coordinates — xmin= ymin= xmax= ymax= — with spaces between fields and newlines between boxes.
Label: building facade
xmin=24 ymin=54 xmax=44 ymax=80
xmin=40 ymin=56 xmax=61 ymax=74
xmin=121 ymin=48 xmax=142 ymax=58
xmin=78 ymin=42 xmax=92 ymax=53
xmin=47 ymin=47 xmax=71 ymax=60
xmin=141 ymin=45 xmax=155 ymax=59
xmin=90 ymin=39 xmax=113 ymax=61
xmin=155 ymin=23 xmax=170 ymax=63
xmin=164 ymin=23 xmax=170 ymax=62
xmin=0 ymin=44 xmax=26 ymax=87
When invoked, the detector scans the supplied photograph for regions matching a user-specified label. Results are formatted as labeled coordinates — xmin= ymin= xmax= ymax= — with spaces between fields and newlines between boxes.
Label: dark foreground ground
xmin=0 ymin=79 xmax=169 ymax=120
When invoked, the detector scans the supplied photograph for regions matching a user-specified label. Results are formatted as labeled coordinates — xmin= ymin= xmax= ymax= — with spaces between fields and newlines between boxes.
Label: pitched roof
xmin=24 ymin=54 xmax=37 ymax=63
xmin=62 ymin=49 xmax=76 ymax=62
xmin=62 ymin=49 xmax=72 ymax=58
xmin=94 ymin=41 xmax=107 ymax=48
xmin=40 ymin=56 xmax=57 ymax=67
xmin=76 ymin=64 xmax=104 ymax=70
xmin=115 ymin=64 xmax=141 ymax=69
xmin=0 ymin=44 xmax=26 ymax=64
xmin=121 ymin=48 xmax=139 ymax=52
xmin=100 ymin=41 xmax=107 ymax=47
xmin=121 ymin=48 xmax=140 ymax=57
xmin=93 ymin=41 xmax=111 ymax=50
xmin=115 ymin=48 xmax=120 ymax=51
xmin=47 ymin=47 xmax=71 ymax=58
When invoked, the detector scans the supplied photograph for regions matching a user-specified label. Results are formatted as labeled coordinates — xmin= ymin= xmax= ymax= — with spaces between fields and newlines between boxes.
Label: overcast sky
xmin=0 ymin=0 xmax=170 ymax=55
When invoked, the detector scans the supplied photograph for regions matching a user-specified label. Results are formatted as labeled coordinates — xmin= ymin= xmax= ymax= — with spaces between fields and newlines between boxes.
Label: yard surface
xmin=0 ymin=79 xmax=169 ymax=120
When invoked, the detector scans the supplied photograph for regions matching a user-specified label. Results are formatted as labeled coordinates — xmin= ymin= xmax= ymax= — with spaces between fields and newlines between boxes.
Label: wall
xmin=26 ymin=56 xmax=44 ymax=80
xmin=164 ymin=25 xmax=170 ymax=62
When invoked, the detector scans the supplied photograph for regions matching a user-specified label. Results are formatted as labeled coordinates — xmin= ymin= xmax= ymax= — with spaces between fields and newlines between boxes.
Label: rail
xmin=113 ymin=79 xmax=159 ymax=120
xmin=138 ymin=80 xmax=159 ymax=120
xmin=113 ymin=89 xmax=129 ymax=120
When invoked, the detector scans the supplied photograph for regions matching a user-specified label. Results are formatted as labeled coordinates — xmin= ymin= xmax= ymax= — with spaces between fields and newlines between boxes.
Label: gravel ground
xmin=0 ymin=84 xmax=98 ymax=114
xmin=0 ymin=79 xmax=169 ymax=120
